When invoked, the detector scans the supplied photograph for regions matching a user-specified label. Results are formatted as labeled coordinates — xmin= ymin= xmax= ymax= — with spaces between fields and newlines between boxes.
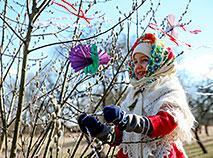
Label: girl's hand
xmin=103 ymin=105 xmax=124 ymax=125
xmin=78 ymin=113 xmax=105 ymax=136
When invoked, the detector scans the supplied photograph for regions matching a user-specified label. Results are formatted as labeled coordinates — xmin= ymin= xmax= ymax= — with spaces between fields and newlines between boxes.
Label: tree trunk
xmin=205 ymin=125 xmax=209 ymax=136
xmin=9 ymin=28 xmax=32 ymax=158
xmin=0 ymin=0 xmax=8 ymax=156
xmin=193 ymin=127 xmax=208 ymax=154
xmin=9 ymin=7 xmax=36 ymax=157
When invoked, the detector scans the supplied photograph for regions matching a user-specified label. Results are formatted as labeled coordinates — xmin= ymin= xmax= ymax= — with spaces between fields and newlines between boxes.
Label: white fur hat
xmin=132 ymin=42 xmax=152 ymax=57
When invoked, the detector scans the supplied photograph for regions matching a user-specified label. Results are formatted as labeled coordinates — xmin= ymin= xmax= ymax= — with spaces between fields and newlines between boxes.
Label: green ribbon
xmin=84 ymin=44 xmax=100 ymax=75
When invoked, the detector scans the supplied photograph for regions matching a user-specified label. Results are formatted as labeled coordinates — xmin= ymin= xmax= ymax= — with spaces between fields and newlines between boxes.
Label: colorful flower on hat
xmin=156 ymin=45 xmax=164 ymax=54
xmin=150 ymin=44 xmax=156 ymax=55
xmin=153 ymin=64 xmax=159 ymax=70
xmin=166 ymin=47 xmax=175 ymax=60
xmin=147 ymin=66 xmax=153 ymax=72
xmin=154 ymin=54 xmax=162 ymax=63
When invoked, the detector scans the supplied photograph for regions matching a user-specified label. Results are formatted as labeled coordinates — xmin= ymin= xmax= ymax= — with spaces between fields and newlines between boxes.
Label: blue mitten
xmin=103 ymin=105 xmax=124 ymax=125
xmin=78 ymin=113 xmax=105 ymax=137
xmin=103 ymin=106 xmax=153 ymax=134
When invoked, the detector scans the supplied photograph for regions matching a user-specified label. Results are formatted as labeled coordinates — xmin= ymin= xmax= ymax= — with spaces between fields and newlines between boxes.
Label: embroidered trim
xmin=121 ymin=136 xmax=163 ymax=144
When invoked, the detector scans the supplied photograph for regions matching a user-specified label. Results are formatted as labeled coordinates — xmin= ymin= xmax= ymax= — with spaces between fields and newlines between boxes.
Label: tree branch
xmin=26 ymin=0 xmax=30 ymax=16
xmin=28 ymin=0 xmax=146 ymax=53
xmin=32 ymin=0 xmax=51 ymax=24
xmin=0 ymin=15 xmax=25 ymax=43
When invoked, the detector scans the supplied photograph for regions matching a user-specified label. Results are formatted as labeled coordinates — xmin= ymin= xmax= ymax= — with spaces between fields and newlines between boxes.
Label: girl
xmin=78 ymin=33 xmax=195 ymax=158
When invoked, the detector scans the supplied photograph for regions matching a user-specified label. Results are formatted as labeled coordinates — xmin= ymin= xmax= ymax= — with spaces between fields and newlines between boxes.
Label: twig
xmin=142 ymin=0 xmax=161 ymax=35
xmin=26 ymin=100 xmax=46 ymax=158
xmin=0 ymin=15 xmax=25 ymax=43
xmin=111 ymin=146 xmax=116 ymax=158
xmin=105 ymin=146 xmax=112 ymax=158
xmin=28 ymin=0 xmax=146 ymax=53
xmin=43 ymin=119 xmax=55 ymax=158
xmin=2 ymin=43 xmax=23 ymax=82
xmin=178 ymin=0 xmax=192 ymax=23
xmin=64 ymin=101 xmax=84 ymax=113
xmin=30 ymin=121 xmax=53 ymax=157
xmin=2 ymin=53 xmax=48 ymax=61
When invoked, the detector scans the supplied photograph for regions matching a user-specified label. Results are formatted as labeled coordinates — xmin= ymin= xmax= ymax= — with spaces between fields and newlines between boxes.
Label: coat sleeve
xmin=109 ymin=110 xmax=178 ymax=145
xmin=109 ymin=126 xmax=123 ymax=146
xmin=147 ymin=111 xmax=178 ymax=138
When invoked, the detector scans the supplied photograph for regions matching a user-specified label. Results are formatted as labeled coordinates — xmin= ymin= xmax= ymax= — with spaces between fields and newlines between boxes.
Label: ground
xmin=184 ymin=126 xmax=213 ymax=158
xmin=62 ymin=126 xmax=213 ymax=157
xmin=2 ymin=126 xmax=213 ymax=157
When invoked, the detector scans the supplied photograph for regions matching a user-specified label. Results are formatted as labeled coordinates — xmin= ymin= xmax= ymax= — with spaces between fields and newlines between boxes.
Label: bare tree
xmin=180 ymin=72 xmax=213 ymax=154
xmin=0 ymin=0 xmax=195 ymax=157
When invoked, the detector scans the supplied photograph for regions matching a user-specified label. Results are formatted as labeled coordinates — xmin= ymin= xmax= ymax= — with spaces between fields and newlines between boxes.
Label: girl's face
xmin=133 ymin=53 xmax=149 ymax=80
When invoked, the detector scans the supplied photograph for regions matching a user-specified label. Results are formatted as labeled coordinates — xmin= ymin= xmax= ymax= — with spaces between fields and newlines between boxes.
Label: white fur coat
xmin=119 ymin=75 xmax=195 ymax=158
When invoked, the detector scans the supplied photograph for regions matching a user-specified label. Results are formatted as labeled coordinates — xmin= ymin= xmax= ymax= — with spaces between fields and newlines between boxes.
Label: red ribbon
xmin=51 ymin=0 xmax=91 ymax=24
xmin=148 ymin=23 xmax=201 ymax=47
xmin=149 ymin=23 xmax=181 ymax=46
xmin=179 ymin=25 xmax=201 ymax=34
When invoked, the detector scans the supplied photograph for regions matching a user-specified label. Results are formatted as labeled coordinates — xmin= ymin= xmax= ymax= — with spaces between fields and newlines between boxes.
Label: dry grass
xmin=184 ymin=126 xmax=213 ymax=158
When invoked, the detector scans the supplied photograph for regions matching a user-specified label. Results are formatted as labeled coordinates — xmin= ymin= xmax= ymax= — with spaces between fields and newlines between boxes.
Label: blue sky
xmin=98 ymin=0 xmax=213 ymax=80
xmin=42 ymin=0 xmax=213 ymax=80
xmin=1 ymin=0 xmax=213 ymax=81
